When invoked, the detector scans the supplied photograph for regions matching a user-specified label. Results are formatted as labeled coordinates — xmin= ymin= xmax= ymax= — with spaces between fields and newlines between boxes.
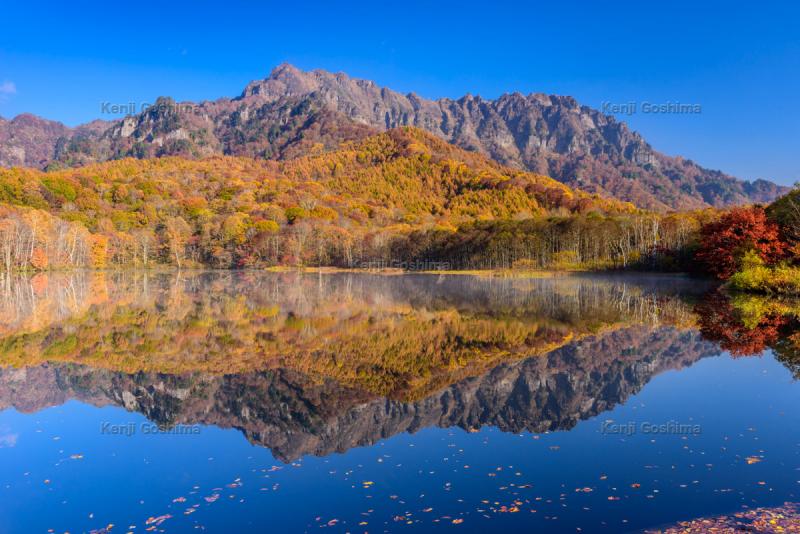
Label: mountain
xmin=0 ymin=113 xmax=109 ymax=169
xmin=0 ymin=64 xmax=788 ymax=210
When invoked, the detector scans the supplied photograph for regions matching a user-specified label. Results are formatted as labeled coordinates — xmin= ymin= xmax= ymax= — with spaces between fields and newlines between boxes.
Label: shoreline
xmin=1 ymin=266 xmax=702 ymax=280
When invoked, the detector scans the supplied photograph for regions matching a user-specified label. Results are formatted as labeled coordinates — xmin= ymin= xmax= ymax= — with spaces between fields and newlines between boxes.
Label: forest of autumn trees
xmin=0 ymin=126 xmax=797 ymax=277
xmin=0 ymin=127 xmax=638 ymax=271
xmin=389 ymin=211 xmax=710 ymax=271
xmin=691 ymin=197 xmax=800 ymax=293
xmin=0 ymin=205 xmax=95 ymax=272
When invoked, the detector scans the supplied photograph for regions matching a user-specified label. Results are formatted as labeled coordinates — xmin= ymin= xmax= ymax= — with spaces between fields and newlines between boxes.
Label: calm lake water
xmin=0 ymin=271 xmax=797 ymax=533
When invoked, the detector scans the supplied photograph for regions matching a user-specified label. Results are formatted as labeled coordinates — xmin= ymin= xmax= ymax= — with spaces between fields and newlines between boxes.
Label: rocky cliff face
xmin=238 ymin=65 xmax=787 ymax=210
xmin=0 ymin=64 xmax=787 ymax=210
xmin=0 ymin=325 xmax=719 ymax=462
xmin=29 ymin=92 xmax=377 ymax=167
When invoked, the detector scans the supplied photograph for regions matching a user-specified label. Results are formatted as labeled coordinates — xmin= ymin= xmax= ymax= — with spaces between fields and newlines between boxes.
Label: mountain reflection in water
xmin=0 ymin=271 xmax=800 ymax=533
xmin=0 ymin=271 xmax=796 ymax=462
xmin=0 ymin=326 xmax=715 ymax=463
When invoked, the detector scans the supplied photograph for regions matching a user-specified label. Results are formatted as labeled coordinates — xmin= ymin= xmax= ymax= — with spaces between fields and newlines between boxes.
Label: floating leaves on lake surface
xmin=653 ymin=502 xmax=800 ymax=533
xmin=144 ymin=514 xmax=171 ymax=527
xmin=4 ymin=322 xmax=800 ymax=533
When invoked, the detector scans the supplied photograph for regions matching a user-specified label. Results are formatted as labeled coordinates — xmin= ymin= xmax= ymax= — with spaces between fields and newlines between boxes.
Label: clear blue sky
xmin=1 ymin=0 xmax=798 ymax=185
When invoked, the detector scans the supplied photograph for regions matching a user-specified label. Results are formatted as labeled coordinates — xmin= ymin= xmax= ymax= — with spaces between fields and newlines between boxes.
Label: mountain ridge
xmin=0 ymin=64 xmax=788 ymax=211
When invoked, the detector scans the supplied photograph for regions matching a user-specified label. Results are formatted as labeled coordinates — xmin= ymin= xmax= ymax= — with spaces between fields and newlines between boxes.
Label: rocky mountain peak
xmin=0 ymin=64 xmax=789 ymax=210
xmin=240 ymin=62 xmax=319 ymax=100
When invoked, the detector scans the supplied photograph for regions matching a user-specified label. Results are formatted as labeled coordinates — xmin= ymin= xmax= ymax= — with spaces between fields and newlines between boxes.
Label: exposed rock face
xmin=0 ymin=64 xmax=787 ymax=210
xmin=238 ymin=65 xmax=787 ymax=210
xmin=0 ymin=325 xmax=719 ymax=462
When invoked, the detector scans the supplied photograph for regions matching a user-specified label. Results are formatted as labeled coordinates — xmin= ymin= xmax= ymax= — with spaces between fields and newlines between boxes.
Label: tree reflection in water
xmin=0 ymin=271 xmax=798 ymax=461
xmin=695 ymin=289 xmax=800 ymax=361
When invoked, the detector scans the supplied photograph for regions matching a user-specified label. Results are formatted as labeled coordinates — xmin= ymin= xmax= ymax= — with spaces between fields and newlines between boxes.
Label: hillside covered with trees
xmin=0 ymin=127 xmax=637 ymax=270
xmin=0 ymin=126 xmax=797 ymax=288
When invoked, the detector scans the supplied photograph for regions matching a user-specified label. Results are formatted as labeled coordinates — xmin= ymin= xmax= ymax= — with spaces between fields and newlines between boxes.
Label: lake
xmin=0 ymin=271 xmax=797 ymax=533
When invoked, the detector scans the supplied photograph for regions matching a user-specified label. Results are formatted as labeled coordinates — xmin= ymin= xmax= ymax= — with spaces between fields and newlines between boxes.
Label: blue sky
xmin=1 ymin=0 xmax=798 ymax=185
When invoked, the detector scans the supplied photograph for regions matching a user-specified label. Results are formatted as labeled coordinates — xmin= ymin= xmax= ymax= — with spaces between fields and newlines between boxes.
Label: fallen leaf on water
xmin=145 ymin=515 xmax=172 ymax=527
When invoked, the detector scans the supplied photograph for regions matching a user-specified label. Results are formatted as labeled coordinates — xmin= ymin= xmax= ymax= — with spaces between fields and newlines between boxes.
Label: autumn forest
xmin=0 ymin=127 xmax=797 ymax=296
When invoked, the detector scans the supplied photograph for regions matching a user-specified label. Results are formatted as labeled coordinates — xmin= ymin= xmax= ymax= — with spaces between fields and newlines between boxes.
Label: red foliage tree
xmin=695 ymin=206 xmax=786 ymax=279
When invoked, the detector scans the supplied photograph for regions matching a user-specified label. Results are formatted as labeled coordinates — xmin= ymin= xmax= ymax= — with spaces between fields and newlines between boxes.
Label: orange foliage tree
xmin=30 ymin=248 xmax=49 ymax=270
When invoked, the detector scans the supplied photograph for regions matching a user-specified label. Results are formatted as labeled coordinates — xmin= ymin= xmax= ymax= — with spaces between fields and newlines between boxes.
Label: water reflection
xmin=695 ymin=289 xmax=800 ymax=358
xmin=2 ymin=272 xmax=799 ymax=533
xmin=0 ymin=272 xmax=708 ymax=388
xmin=0 ymin=271 xmax=724 ymax=457
xmin=0 ymin=272 xmax=796 ymax=461
xmin=0 ymin=325 xmax=717 ymax=462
